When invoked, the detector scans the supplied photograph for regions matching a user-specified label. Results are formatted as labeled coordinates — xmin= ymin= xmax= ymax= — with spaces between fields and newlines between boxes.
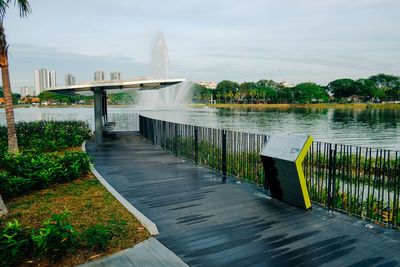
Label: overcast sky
xmin=4 ymin=0 xmax=400 ymax=92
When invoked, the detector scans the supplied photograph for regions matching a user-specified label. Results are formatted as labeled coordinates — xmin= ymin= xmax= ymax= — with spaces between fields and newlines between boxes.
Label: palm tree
xmin=0 ymin=0 xmax=30 ymax=153
xmin=0 ymin=0 xmax=31 ymax=216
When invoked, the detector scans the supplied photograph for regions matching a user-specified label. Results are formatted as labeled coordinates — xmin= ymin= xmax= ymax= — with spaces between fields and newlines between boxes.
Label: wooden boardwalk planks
xmin=86 ymin=133 xmax=400 ymax=267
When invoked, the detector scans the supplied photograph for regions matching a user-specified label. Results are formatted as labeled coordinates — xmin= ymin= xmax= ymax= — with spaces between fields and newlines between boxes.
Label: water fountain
xmin=136 ymin=31 xmax=193 ymax=109
xmin=150 ymin=31 xmax=169 ymax=79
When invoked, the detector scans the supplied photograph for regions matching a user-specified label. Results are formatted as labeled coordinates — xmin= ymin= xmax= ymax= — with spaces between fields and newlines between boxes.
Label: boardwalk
xmin=86 ymin=133 xmax=400 ymax=266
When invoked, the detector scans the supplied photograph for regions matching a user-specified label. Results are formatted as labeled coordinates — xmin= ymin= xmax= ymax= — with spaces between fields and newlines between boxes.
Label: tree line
xmin=193 ymin=73 xmax=400 ymax=104
xmin=37 ymin=91 xmax=136 ymax=105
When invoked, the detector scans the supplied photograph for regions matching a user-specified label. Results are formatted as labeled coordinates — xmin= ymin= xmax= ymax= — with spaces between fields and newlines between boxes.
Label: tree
xmin=0 ymin=0 xmax=31 ymax=153
xmin=368 ymin=73 xmax=400 ymax=89
xmin=293 ymin=82 xmax=329 ymax=103
xmin=327 ymin=79 xmax=357 ymax=100
xmin=215 ymin=80 xmax=239 ymax=103
xmin=255 ymin=79 xmax=279 ymax=90
xmin=192 ymin=84 xmax=209 ymax=103
xmin=368 ymin=74 xmax=400 ymax=101
xmin=12 ymin=92 xmax=20 ymax=104
xmin=0 ymin=0 xmax=31 ymax=217
xmin=354 ymin=79 xmax=379 ymax=101
xmin=239 ymin=82 xmax=256 ymax=102
xmin=277 ymin=87 xmax=294 ymax=103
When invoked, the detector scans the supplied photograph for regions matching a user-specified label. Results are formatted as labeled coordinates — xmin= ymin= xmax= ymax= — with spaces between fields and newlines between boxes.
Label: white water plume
xmin=136 ymin=31 xmax=193 ymax=109
xmin=150 ymin=31 xmax=168 ymax=79
xmin=136 ymin=81 xmax=194 ymax=109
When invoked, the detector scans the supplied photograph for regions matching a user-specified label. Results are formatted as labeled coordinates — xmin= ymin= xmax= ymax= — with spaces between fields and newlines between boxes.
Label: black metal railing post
xmin=195 ymin=126 xmax=199 ymax=165
xmin=175 ymin=124 xmax=178 ymax=156
xmin=327 ymin=144 xmax=333 ymax=210
xmin=139 ymin=116 xmax=142 ymax=135
xmin=331 ymin=144 xmax=337 ymax=211
xmin=327 ymin=144 xmax=337 ymax=211
xmin=332 ymin=144 xmax=337 ymax=213
xmin=222 ymin=130 xmax=227 ymax=181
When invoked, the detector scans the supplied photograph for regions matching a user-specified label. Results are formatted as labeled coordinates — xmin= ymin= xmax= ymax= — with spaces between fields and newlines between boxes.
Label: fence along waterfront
xmin=139 ymin=115 xmax=400 ymax=228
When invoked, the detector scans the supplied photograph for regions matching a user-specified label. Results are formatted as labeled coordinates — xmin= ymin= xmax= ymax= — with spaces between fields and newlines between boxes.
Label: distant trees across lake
xmin=193 ymin=73 xmax=400 ymax=104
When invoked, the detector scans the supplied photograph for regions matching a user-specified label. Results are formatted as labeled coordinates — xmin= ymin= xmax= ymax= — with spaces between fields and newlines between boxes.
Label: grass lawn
xmin=0 ymin=168 xmax=151 ymax=266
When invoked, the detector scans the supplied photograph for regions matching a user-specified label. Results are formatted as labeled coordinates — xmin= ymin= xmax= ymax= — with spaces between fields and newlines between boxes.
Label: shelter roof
xmin=48 ymin=78 xmax=185 ymax=95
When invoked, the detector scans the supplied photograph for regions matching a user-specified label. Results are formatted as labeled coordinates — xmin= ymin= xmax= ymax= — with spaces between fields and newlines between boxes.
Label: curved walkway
xmin=86 ymin=133 xmax=400 ymax=266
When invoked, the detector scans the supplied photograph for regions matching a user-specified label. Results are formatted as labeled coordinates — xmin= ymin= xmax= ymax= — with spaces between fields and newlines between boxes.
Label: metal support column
xmin=102 ymin=91 xmax=108 ymax=124
xmin=93 ymin=87 xmax=103 ymax=144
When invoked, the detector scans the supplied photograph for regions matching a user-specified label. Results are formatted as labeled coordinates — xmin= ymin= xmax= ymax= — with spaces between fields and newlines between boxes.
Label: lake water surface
xmin=0 ymin=106 xmax=399 ymax=151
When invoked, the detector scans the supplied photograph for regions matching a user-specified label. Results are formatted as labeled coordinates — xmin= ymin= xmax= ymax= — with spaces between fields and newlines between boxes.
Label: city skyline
xmin=34 ymin=68 xmax=56 ymax=96
xmin=4 ymin=1 xmax=400 ymax=92
xmin=20 ymin=86 xmax=35 ymax=97
xmin=19 ymin=69 xmax=126 ymax=94
xmin=110 ymin=72 xmax=122 ymax=81
xmin=65 ymin=73 xmax=76 ymax=86
xmin=94 ymin=71 xmax=105 ymax=82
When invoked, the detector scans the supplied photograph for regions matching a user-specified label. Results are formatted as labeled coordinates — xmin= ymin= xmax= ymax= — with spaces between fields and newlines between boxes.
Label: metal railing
xmin=139 ymin=115 xmax=400 ymax=228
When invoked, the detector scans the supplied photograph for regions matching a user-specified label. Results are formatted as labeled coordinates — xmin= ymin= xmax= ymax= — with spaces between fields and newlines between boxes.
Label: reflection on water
xmin=0 ymin=106 xmax=399 ymax=150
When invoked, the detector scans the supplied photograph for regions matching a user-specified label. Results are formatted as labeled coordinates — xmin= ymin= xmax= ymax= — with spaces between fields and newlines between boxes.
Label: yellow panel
xmin=295 ymin=136 xmax=313 ymax=209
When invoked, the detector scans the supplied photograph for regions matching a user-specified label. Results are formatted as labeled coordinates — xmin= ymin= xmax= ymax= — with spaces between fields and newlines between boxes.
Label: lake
xmin=0 ymin=106 xmax=399 ymax=151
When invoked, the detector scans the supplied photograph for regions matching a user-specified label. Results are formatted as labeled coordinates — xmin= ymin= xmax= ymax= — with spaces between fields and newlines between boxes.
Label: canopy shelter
xmin=48 ymin=78 xmax=185 ymax=144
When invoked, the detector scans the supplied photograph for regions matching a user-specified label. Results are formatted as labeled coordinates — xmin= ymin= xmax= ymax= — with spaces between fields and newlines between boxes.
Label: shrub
xmin=0 ymin=212 xmax=127 ymax=263
xmin=82 ymin=221 xmax=126 ymax=251
xmin=0 ymin=220 xmax=33 ymax=266
xmin=0 ymin=152 xmax=92 ymax=198
xmin=0 ymin=120 xmax=91 ymax=152
xmin=0 ymin=172 xmax=35 ymax=198
xmin=59 ymin=152 xmax=92 ymax=182
xmin=32 ymin=210 xmax=80 ymax=260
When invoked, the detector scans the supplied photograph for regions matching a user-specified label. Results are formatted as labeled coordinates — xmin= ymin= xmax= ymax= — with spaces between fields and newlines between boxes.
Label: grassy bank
xmin=0 ymin=171 xmax=150 ymax=266
xmin=191 ymin=103 xmax=400 ymax=109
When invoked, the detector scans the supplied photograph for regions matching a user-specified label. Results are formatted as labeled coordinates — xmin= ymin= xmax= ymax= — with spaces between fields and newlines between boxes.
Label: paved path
xmin=86 ymin=133 xmax=400 ymax=266
xmin=79 ymin=238 xmax=187 ymax=267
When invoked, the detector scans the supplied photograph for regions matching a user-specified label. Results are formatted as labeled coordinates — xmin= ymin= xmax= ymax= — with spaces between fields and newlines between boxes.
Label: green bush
xmin=0 ymin=220 xmax=33 ymax=266
xmin=32 ymin=210 xmax=80 ymax=260
xmin=59 ymin=152 xmax=92 ymax=182
xmin=0 ymin=152 xmax=92 ymax=198
xmin=83 ymin=221 xmax=126 ymax=251
xmin=0 ymin=172 xmax=35 ymax=197
xmin=0 ymin=120 xmax=91 ymax=152
xmin=0 ymin=212 xmax=127 ymax=263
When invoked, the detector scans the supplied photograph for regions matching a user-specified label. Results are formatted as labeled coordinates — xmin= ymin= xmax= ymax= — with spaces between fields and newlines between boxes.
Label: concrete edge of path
xmin=82 ymin=141 xmax=159 ymax=235
xmin=78 ymin=237 xmax=189 ymax=267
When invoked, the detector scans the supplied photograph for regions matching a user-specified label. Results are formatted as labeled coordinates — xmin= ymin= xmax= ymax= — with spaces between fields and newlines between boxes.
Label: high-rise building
xmin=65 ymin=73 xmax=76 ymax=86
xmin=21 ymin=86 xmax=35 ymax=97
xmin=34 ymin=68 xmax=56 ymax=95
xmin=94 ymin=71 xmax=105 ymax=81
xmin=110 ymin=72 xmax=122 ymax=81
xmin=49 ymin=71 xmax=56 ymax=88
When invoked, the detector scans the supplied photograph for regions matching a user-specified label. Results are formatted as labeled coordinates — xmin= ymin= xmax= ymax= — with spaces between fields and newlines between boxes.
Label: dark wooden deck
xmin=86 ymin=133 xmax=400 ymax=267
